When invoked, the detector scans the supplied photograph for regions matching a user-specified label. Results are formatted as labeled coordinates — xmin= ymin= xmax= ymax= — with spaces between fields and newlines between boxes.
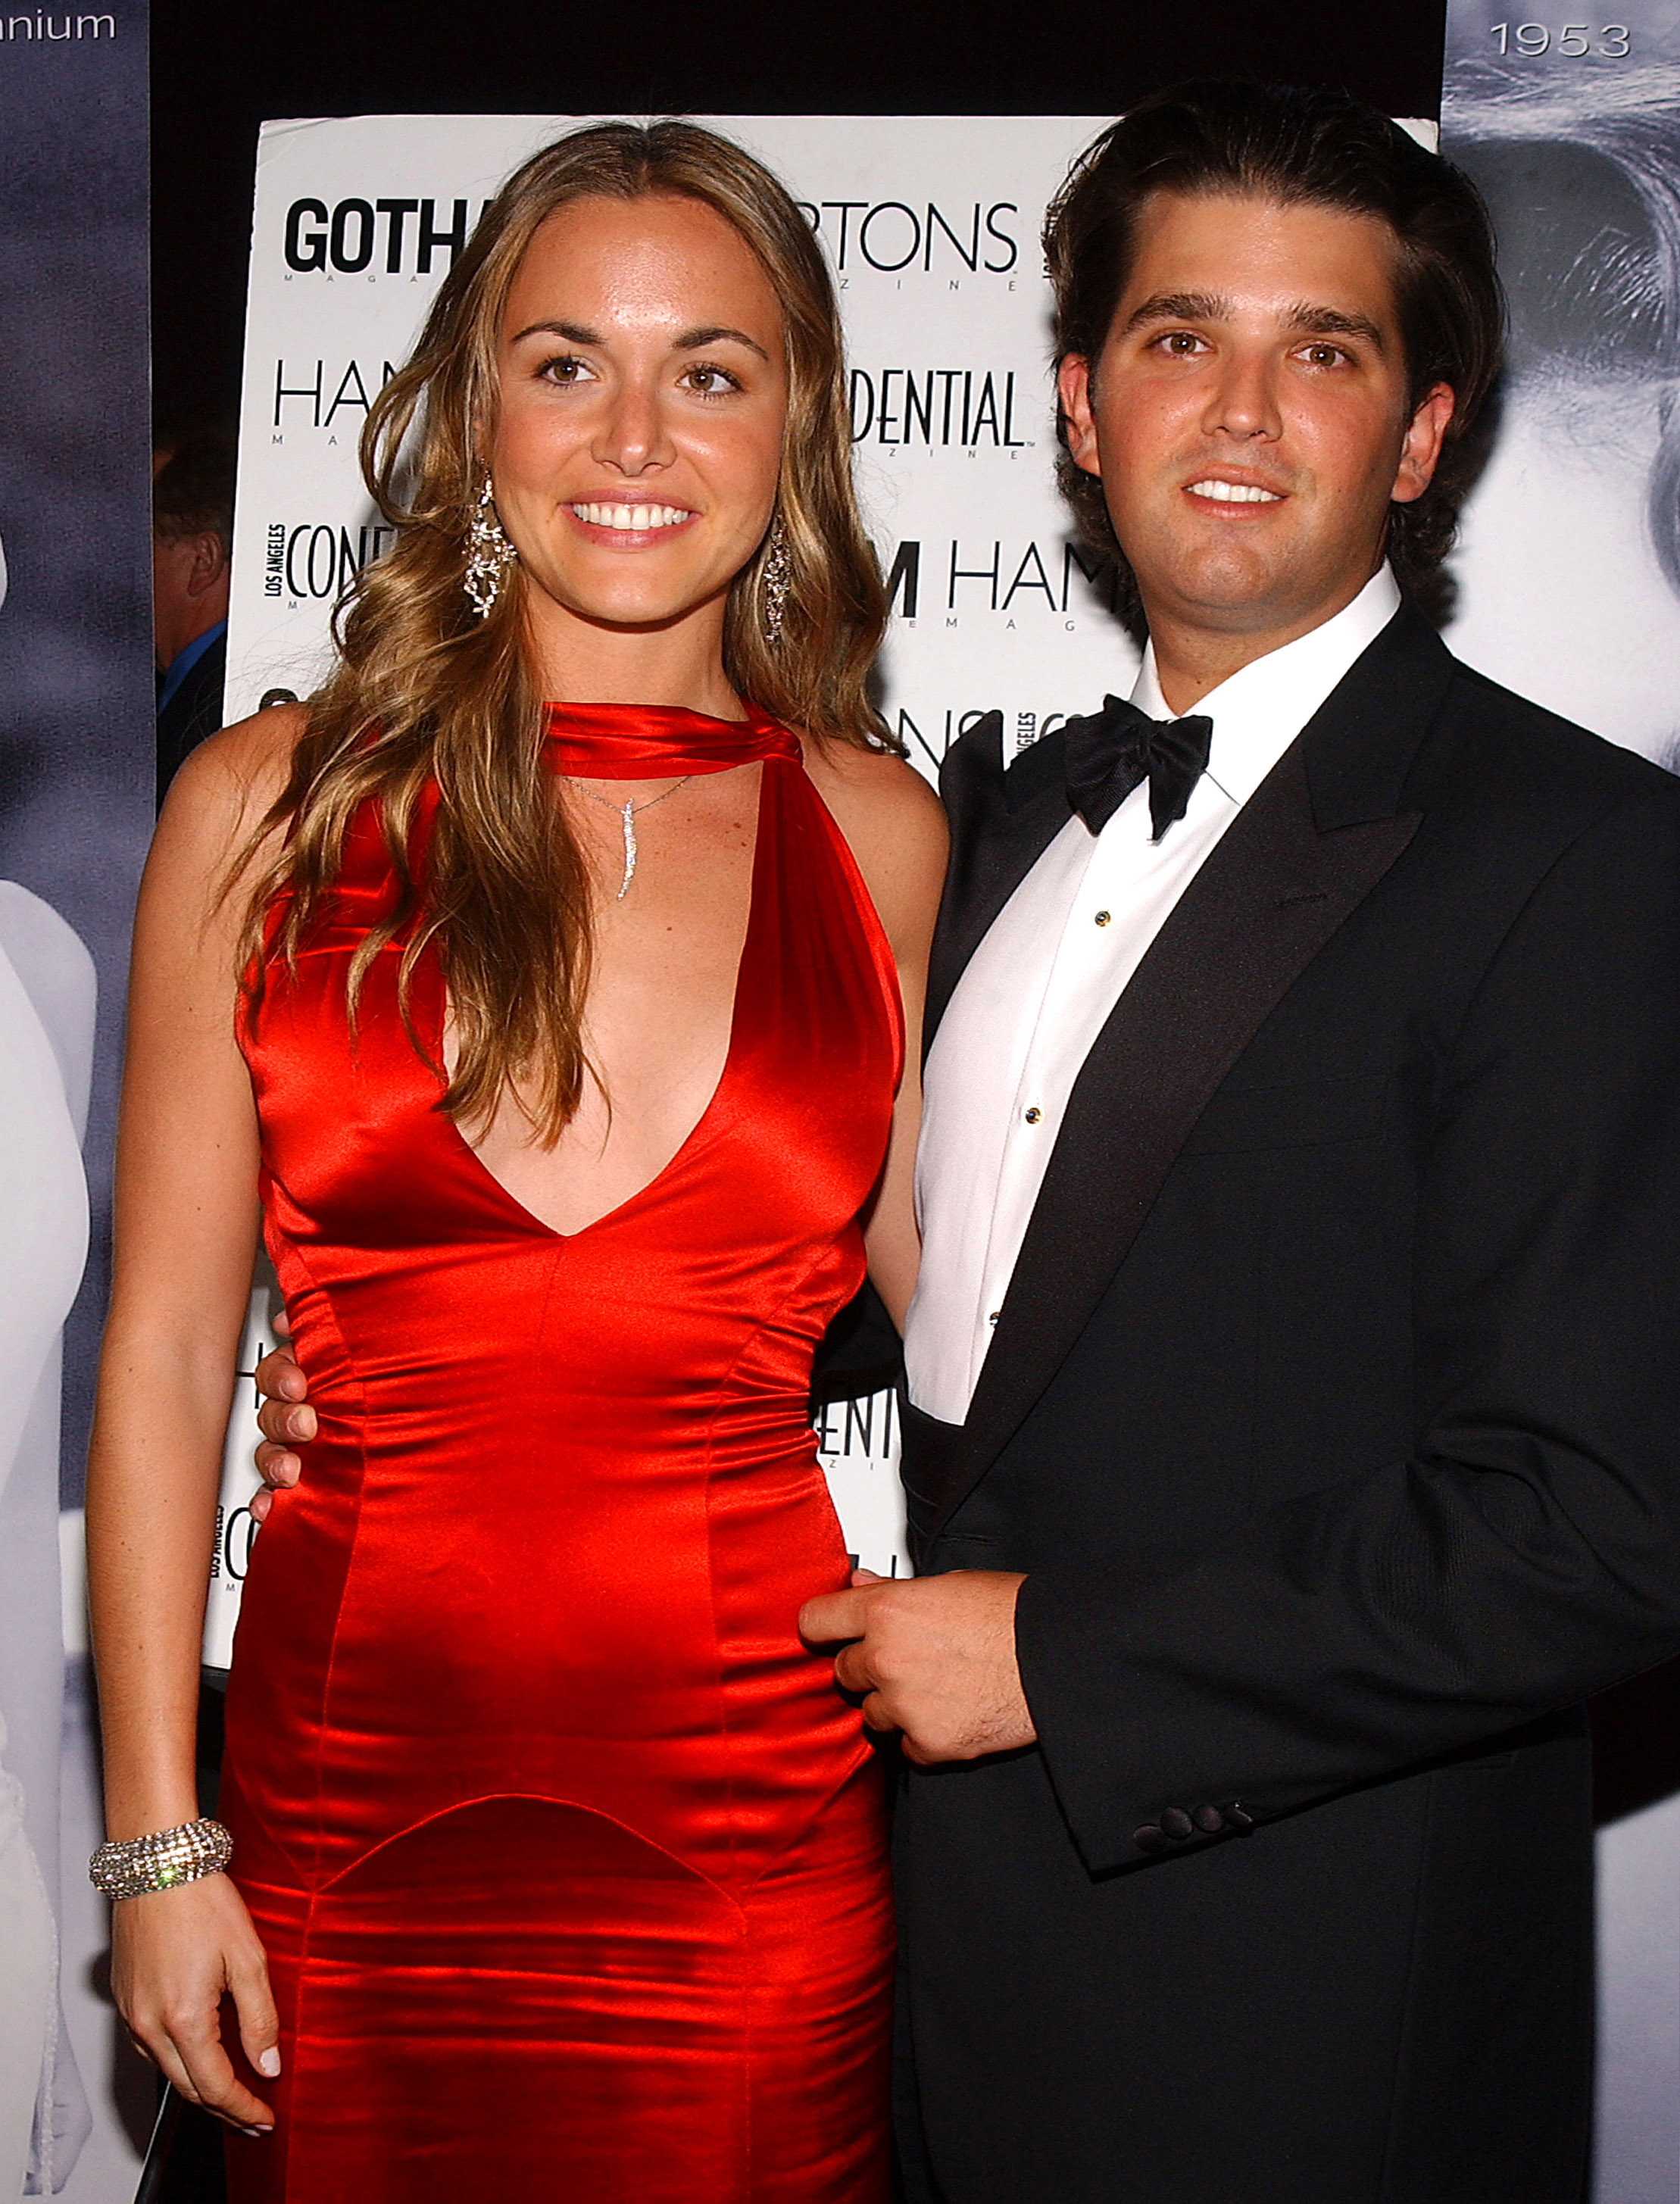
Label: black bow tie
xmin=1063 ymin=695 xmax=1214 ymax=841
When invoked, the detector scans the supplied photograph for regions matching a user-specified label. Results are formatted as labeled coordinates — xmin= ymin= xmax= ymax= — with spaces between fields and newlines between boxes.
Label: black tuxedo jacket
xmin=895 ymin=604 xmax=1680 ymax=2203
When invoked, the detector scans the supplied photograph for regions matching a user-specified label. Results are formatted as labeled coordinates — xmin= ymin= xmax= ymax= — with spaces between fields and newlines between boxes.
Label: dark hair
xmin=1045 ymin=80 xmax=1504 ymax=631
xmin=152 ymin=425 xmax=238 ymax=551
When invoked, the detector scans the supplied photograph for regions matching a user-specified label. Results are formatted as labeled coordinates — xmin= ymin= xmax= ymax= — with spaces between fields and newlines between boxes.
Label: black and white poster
xmin=0 ymin=0 xmax=154 ymax=2191
xmin=1444 ymin=7 xmax=1680 ymax=2195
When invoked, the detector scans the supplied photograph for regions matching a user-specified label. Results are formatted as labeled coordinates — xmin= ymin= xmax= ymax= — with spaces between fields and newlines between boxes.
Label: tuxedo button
xmin=1024 ymin=1107 xmax=1041 ymax=1124
xmin=1191 ymin=1805 xmax=1225 ymax=1834
xmin=1160 ymin=1807 xmax=1194 ymax=1840
xmin=1094 ymin=910 xmax=1112 ymax=927
xmin=1223 ymin=1805 xmax=1254 ymax=1831
xmin=1133 ymin=1825 xmax=1168 ymax=1853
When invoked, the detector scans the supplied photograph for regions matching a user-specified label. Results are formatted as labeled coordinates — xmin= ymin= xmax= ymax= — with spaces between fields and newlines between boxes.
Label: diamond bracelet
xmin=89 ymin=1816 xmax=233 ymax=1901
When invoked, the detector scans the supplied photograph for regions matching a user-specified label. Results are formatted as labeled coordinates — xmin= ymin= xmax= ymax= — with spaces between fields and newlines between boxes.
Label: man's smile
xmin=1183 ymin=476 xmax=1284 ymax=504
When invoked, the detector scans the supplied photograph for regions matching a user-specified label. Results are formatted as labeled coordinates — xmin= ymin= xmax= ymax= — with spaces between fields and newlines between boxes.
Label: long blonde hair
xmin=243 ymin=120 xmax=892 ymax=1140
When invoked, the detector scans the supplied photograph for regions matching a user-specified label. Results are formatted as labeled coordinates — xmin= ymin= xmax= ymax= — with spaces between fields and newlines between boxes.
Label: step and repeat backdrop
xmin=226 ymin=114 xmax=1131 ymax=771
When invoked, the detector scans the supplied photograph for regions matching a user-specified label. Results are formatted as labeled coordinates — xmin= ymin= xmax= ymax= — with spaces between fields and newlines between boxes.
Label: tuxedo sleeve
xmin=1014 ymin=780 xmax=1680 ymax=1872
xmin=809 ymin=1279 xmax=902 ymax=1407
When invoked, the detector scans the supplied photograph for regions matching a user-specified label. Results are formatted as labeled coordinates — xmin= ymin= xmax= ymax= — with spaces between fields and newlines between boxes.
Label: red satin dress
xmin=220 ymin=703 xmax=901 ymax=2202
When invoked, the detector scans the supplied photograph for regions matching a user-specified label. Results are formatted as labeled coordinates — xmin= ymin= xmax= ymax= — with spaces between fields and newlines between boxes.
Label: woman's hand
xmin=250 ymin=1313 xmax=311 ymax=1525
xmin=111 ymin=1871 xmax=280 ymax=2131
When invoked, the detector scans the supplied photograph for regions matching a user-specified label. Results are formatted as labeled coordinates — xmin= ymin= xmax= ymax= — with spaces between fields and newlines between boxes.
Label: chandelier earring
xmin=760 ymin=514 xmax=792 ymax=647
xmin=464 ymin=475 xmax=517 ymax=618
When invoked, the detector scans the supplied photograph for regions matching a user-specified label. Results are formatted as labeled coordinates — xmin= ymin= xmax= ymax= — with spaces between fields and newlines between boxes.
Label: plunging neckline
xmin=438 ymin=718 xmax=779 ymax=1244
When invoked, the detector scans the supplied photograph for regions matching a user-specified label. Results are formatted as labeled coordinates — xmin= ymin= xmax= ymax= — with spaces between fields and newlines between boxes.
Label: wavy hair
xmin=1045 ymin=81 xmax=1505 ymax=634
xmin=242 ymin=120 xmax=890 ymax=1140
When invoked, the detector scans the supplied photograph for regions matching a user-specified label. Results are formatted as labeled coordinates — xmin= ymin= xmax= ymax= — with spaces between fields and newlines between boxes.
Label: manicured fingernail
xmin=258 ymin=2048 xmax=281 ymax=2077
xmin=241 ymin=2125 xmax=272 ymax=2137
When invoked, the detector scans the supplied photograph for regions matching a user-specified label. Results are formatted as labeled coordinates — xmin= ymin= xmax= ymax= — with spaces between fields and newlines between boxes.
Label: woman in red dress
xmin=86 ymin=121 xmax=945 ymax=2201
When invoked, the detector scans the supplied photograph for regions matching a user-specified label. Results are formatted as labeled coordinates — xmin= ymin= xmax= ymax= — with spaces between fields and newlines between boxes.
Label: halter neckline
xmin=541 ymin=699 xmax=801 ymax=780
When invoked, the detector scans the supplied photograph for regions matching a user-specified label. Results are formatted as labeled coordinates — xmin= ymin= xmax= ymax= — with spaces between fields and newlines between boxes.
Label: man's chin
xmin=1150 ymin=576 xmax=1312 ymax=636
xmin=1121 ymin=507 xmax=1398 ymax=642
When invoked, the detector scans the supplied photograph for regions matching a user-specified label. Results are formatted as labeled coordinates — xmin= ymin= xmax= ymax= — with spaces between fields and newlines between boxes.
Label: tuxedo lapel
xmin=920 ymin=605 xmax=1453 ymax=1540
xmin=926 ymin=712 xmax=1073 ymax=1047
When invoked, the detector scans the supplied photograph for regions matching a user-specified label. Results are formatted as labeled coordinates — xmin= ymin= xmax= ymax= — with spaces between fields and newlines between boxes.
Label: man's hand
xmin=798 ymin=1569 xmax=1035 ymax=1765
xmin=250 ymin=1314 xmax=311 ymax=1525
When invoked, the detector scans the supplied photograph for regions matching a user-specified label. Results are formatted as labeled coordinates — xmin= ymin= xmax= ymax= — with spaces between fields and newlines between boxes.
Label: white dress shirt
xmin=905 ymin=567 xmax=1402 ymax=1425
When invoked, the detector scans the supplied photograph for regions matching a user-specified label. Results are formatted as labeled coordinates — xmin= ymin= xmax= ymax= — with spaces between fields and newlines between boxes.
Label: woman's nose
xmin=593 ymin=380 xmax=675 ymax=475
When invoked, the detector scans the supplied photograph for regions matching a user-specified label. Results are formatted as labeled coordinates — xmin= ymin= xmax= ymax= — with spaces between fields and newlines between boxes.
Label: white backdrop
xmin=228 ymin=114 xmax=1130 ymax=743
xmin=225 ymin=110 xmax=1132 ymax=1581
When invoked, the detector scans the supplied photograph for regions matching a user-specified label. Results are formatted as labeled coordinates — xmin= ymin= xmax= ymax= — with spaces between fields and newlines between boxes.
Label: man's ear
xmin=1057 ymin=354 xmax=1101 ymax=479
xmin=1391 ymin=382 xmax=1456 ymax=506
xmin=186 ymin=531 xmax=229 ymax=597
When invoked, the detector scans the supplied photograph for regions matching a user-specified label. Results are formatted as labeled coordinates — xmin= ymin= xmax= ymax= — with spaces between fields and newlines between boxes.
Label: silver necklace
xmin=561 ymin=774 xmax=692 ymax=898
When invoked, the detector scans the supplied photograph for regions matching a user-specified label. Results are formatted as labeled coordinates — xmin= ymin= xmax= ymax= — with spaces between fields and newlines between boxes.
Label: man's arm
xmin=1016 ymin=779 xmax=1680 ymax=1870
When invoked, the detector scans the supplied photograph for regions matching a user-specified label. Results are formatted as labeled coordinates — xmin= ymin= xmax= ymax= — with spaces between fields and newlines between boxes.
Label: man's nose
xmin=1201 ymin=350 xmax=1282 ymax=442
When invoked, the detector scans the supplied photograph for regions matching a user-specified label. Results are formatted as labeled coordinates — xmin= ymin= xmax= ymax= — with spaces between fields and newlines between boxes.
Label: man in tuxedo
xmin=798 ymin=82 xmax=1680 ymax=2200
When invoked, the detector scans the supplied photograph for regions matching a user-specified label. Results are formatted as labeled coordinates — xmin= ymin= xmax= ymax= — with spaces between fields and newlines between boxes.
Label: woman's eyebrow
xmin=673 ymin=325 xmax=771 ymax=361
xmin=510 ymin=318 xmax=601 ymax=345
xmin=507 ymin=319 xmax=771 ymax=362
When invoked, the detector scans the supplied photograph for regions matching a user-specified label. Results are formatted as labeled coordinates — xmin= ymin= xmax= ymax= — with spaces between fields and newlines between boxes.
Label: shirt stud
xmin=1094 ymin=910 xmax=1111 ymax=927
xmin=1024 ymin=1107 xmax=1041 ymax=1124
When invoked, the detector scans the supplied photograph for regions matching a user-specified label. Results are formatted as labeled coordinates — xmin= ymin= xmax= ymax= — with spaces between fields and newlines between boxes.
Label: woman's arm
xmin=86 ymin=709 xmax=300 ymax=2131
xmin=861 ymin=954 xmax=930 ymax=1331
xmin=804 ymin=746 xmax=948 ymax=1331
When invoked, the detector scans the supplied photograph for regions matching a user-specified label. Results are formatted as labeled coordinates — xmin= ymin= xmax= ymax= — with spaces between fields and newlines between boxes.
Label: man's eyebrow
xmin=1116 ymin=295 xmax=1388 ymax=351
xmin=1120 ymin=291 xmax=1227 ymax=333
xmin=1287 ymin=304 xmax=1387 ymax=348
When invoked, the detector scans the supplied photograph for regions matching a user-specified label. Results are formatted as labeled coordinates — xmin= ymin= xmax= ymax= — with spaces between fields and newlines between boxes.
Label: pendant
xmin=617 ymin=799 xmax=637 ymax=900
